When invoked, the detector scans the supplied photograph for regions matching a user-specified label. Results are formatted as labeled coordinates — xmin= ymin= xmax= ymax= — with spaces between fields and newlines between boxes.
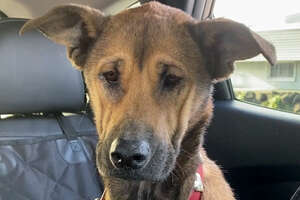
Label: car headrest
xmin=0 ymin=19 xmax=86 ymax=114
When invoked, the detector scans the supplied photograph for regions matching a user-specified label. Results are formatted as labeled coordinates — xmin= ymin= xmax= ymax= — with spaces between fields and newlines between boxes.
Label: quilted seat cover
xmin=0 ymin=115 xmax=103 ymax=200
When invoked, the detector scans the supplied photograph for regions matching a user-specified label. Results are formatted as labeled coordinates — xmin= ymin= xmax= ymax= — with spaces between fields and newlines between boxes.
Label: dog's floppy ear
xmin=20 ymin=4 xmax=106 ymax=70
xmin=190 ymin=18 xmax=277 ymax=82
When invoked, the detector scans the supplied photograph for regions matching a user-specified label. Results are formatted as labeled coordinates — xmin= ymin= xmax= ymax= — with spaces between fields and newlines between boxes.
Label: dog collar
xmin=96 ymin=164 xmax=204 ymax=200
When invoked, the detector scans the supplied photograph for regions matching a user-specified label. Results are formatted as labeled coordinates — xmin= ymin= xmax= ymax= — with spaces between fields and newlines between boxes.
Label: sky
xmin=214 ymin=0 xmax=300 ymax=31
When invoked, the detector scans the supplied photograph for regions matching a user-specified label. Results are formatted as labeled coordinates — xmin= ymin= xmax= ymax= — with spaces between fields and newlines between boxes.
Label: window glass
xmin=214 ymin=0 xmax=300 ymax=114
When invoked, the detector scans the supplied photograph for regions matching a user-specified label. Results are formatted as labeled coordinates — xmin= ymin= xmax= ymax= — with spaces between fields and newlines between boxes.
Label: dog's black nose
xmin=109 ymin=138 xmax=151 ymax=169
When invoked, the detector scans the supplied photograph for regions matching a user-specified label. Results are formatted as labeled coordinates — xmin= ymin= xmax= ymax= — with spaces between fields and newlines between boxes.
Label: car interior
xmin=0 ymin=0 xmax=300 ymax=200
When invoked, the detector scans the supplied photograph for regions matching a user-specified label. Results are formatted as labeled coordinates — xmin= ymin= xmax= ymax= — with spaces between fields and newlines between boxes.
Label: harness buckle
xmin=194 ymin=172 xmax=204 ymax=192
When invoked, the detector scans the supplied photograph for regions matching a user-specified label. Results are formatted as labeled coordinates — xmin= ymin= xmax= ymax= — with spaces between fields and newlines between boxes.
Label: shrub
xmin=235 ymin=90 xmax=300 ymax=114
xmin=265 ymin=95 xmax=282 ymax=109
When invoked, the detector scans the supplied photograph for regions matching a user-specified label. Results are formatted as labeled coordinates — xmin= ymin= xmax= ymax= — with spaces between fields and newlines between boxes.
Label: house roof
xmin=241 ymin=28 xmax=300 ymax=62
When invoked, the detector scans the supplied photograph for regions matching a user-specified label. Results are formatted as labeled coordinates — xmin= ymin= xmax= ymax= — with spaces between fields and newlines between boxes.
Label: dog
xmin=20 ymin=2 xmax=276 ymax=200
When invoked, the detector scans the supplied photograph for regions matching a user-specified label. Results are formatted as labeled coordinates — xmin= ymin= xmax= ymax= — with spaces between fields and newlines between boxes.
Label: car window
xmin=214 ymin=0 xmax=300 ymax=115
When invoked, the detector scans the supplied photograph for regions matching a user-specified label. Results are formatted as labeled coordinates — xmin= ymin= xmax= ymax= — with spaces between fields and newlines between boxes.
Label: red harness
xmin=98 ymin=164 xmax=204 ymax=200
xmin=189 ymin=164 xmax=204 ymax=200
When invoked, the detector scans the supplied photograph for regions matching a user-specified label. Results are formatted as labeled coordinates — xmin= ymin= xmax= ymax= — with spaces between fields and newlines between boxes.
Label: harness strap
xmin=189 ymin=164 xmax=204 ymax=200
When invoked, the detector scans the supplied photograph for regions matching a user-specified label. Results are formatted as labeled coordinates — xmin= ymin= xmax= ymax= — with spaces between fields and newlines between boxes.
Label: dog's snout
xmin=109 ymin=138 xmax=151 ymax=169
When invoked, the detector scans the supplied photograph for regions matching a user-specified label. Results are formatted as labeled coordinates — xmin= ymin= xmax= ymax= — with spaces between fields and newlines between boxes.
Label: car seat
xmin=0 ymin=18 xmax=103 ymax=200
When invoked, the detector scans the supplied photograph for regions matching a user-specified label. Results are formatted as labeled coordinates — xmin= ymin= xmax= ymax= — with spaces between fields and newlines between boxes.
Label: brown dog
xmin=20 ymin=2 xmax=276 ymax=200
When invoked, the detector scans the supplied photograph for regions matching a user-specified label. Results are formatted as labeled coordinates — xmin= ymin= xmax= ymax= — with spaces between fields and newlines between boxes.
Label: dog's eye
xmin=163 ymin=73 xmax=182 ymax=89
xmin=102 ymin=70 xmax=119 ymax=83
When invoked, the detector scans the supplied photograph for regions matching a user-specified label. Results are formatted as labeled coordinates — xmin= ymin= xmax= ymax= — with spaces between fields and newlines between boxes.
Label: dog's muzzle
xmin=97 ymin=120 xmax=176 ymax=181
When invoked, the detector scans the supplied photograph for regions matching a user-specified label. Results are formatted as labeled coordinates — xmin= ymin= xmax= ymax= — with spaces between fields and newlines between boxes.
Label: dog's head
xmin=20 ymin=2 xmax=276 ymax=181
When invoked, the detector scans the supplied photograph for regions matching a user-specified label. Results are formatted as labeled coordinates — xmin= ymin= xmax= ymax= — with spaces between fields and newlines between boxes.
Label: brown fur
xmin=20 ymin=2 xmax=276 ymax=200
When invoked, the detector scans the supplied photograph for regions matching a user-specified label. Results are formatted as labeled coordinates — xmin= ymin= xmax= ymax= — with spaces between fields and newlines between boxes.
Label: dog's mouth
xmin=96 ymin=141 xmax=177 ymax=182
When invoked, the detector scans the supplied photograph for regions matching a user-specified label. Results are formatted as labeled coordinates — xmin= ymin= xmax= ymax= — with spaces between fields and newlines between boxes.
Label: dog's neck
xmin=102 ymin=103 xmax=212 ymax=200
xmin=99 ymin=95 xmax=213 ymax=200
xmin=103 ymin=144 xmax=201 ymax=200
